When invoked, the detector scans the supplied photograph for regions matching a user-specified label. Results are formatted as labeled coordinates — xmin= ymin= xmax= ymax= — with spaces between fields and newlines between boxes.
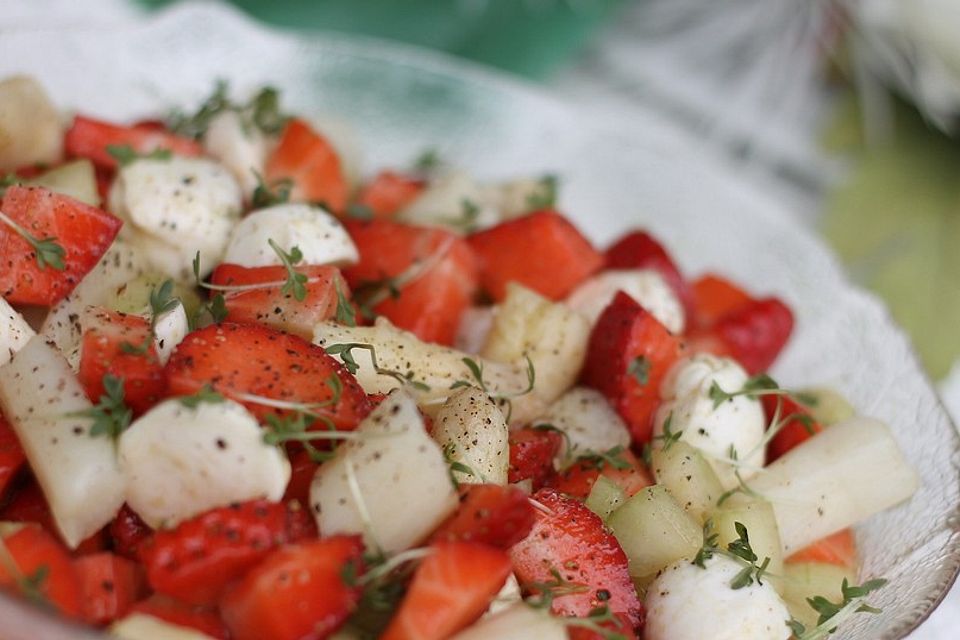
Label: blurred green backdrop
xmin=136 ymin=0 xmax=625 ymax=79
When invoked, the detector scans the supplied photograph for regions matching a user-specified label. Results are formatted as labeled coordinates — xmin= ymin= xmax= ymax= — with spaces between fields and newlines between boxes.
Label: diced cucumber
xmin=651 ymin=441 xmax=724 ymax=523
xmin=27 ymin=159 xmax=100 ymax=207
xmin=110 ymin=273 xmax=203 ymax=320
xmin=797 ymin=387 xmax=855 ymax=426
xmin=711 ymin=496 xmax=784 ymax=588
xmin=781 ymin=562 xmax=857 ymax=628
xmin=585 ymin=475 xmax=626 ymax=521
xmin=607 ymin=485 xmax=702 ymax=579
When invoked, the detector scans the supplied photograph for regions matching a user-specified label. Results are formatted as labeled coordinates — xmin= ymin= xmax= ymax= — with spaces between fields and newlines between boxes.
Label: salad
xmin=0 ymin=75 xmax=919 ymax=640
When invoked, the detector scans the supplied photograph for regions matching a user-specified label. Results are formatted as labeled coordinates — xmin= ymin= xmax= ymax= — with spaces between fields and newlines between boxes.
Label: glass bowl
xmin=0 ymin=3 xmax=957 ymax=638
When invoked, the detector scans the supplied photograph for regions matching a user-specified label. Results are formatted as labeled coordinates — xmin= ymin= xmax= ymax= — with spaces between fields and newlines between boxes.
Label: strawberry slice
xmin=73 ymin=552 xmax=144 ymax=625
xmin=353 ymin=170 xmax=425 ymax=219
xmin=284 ymin=448 xmax=319 ymax=505
xmin=690 ymin=274 xmax=752 ymax=329
xmin=0 ymin=185 xmax=122 ymax=306
xmin=64 ymin=115 xmax=202 ymax=170
xmin=139 ymin=500 xmax=309 ymax=606
xmin=431 ymin=484 xmax=536 ymax=549
xmin=0 ymin=524 xmax=82 ymax=618
xmin=689 ymin=297 xmax=794 ymax=374
xmin=381 ymin=542 xmax=512 ymax=640
xmin=467 ymin=210 xmax=603 ymax=301
xmin=210 ymin=263 xmax=349 ymax=340
xmin=164 ymin=322 xmax=371 ymax=430
xmin=581 ymin=292 xmax=681 ymax=445
xmin=78 ymin=308 xmax=166 ymax=417
xmin=220 ymin=536 xmax=365 ymax=640
xmin=762 ymin=394 xmax=823 ymax=462
xmin=265 ymin=118 xmax=348 ymax=212
xmin=510 ymin=488 xmax=644 ymax=632
xmin=604 ymin=230 xmax=694 ymax=318
xmin=549 ymin=449 xmax=653 ymax=500
xmin=0 ymin=413 xmax=25 ymax=499
xmin=109 ymin=504 xmax=153 ymax=561
xmin=508 ymin=427 xmax=562 ymax=490
xmin=129 ymin=595 xmax=229 ymax=639
xmin=785 ymin=529 xmax=858 ymax=569
xmin=344 ymin=220 xmax=478 ymax=345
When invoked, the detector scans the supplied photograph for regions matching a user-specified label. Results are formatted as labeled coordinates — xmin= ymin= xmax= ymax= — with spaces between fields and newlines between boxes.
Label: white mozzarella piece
xmin=0 ymin=338 xmax=125 ymax=547
xmin=565 ymin=269 xmax=685 ymax=334
xmin=153 ymin=302 xmax=189 ymax=365
xmin=644 ymin=556 xmax=791 ymax=640
xmin=119 ymin=398 xmax=290 ymax=529
xmin=0 ymin=296 xmax=35 ymax=367
xmin=432 ymin=386 xmax=510 ymax=485
xmin=653 ymin=354 xmax=766 ymax=489
xmin=202 ymin=110 xmax=266 ymax=200
xmin=534 ymin=387 xmax=630 ymax=467
xmin=223 ymin=203 xmax=358 ymax=268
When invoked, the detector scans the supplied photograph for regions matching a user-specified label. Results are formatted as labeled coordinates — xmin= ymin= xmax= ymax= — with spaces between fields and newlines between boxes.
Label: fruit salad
xmin=0 ymin=76 xmax=919 ymax=640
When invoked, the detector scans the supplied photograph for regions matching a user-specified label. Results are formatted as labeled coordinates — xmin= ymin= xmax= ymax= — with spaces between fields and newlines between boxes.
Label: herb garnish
xmin=324 ymin=343 xmax=431 ymax=392
xmin=449 ymin=355 xmax=535 ymax=422
xmin=525 ymin=174 xmax=559 ymax=210
xmin=692 ymin=521 xmax=772 ymax=590
xmin=178 ymin=385 xmax=226 ymax=409
xmin=627 ymin=355 xmax=651 ymax=385
xmin=268 ymin=239 xmax=309 ymax=302
xmin=574 ymin=445 xmax=633 ymax=471
xmin=334 ymin=280 xmax=357 ymax=327
xmin=120 ymin=278 xmax=181 ymax=354
xmin=168 ymin=81 xmax=288 ymax=139
xmin=251 ymin=173 xmax=293 ymax=209
xmin=105 ymin=144 xmax=172 ymax=167
xmin=0 ymin=210 xmax=66 ymax=271
xmin=787 ymin=578 xmax=887 ymax=640
xmin=69 ymin=374 xmax=133 ymax=444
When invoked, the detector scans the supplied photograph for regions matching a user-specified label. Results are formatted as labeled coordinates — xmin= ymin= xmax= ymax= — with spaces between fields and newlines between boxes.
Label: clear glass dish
xmin=0 ymin=3 xmax=957 ymax=638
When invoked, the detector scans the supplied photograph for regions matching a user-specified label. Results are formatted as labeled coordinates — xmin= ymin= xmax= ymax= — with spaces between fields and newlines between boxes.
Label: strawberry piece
xmin=73 ymin=552 xmax=144 ymax=625
xmin=129 ymin=595 xmax=229 ymax=639
xmin=785 ymin=529 xmax=858 ymax=569
xmin=508 ymin=427 xmax=562 ymax=490
xmin=354 ymin=170 xmax=425 ymax=219
xmin=696 ymin=298 xmax=794 ymax=374
xmin=381 ymin=542 xmax=512 ymax=640
xmin=568 ymin=616 xmax=639 ymax=640
xmin=344 ymin=219 xmax=478 ymax=345
xmin=510 ymin=489 xmax=644 ymax=632
xmin=210 ymin=263 xmax=349 ymax=340
xmin=139 ymin=500 xmax=305 ymax=606
xmin=78 ymin=308 xmax=166 ymax=416
xmin=467 ymin=210 xmax=603 ymax=301
xmin=284 ymin=448 xmax=319 ymax=505
xmin=0 ymin=524 xmax=81 ymax=618
xmin=604 ymin=230 xmax=694 ymax=318
xmin=165 ymin=322 xmax=371 ymax=430
xmin=0 ymin=186 xmax=122 ymax=306
xmin=690 ymin=274 xmax=752 ymax=329
xmin=64 ymin=115 xmax=202 ymax=170
xmin=762 ymin=394 xmax=824 ymax=462
xmin=265 ymin=118 xmax=348 ymax=212
xmin=109 ymin=504 xmax=153 ymax=561
xmin=220 ymin=536 xmax=364 ymax=640
xmin=0 ymin=413 xmax=25 ymax=498
xmin=549 ymin=449 xmax=653 ymax=500
xmin=581 ymin=292 xmax=681 ymax=445
xmin=431 ymin=484 xmax=536 ymax=549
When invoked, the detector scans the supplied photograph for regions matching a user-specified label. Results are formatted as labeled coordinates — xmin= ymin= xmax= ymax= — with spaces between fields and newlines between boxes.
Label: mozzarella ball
xmin=223 ymin=203 xmax=358 ymax=268
xmin=119 ymin=398 xmax=290 ymax=528
xmin=645 ymin=556 xmax=791 ymax=640
xmin=653 ymin=354 xmax=766 ymax=488
xmin=565 ymin=269 xmax=685 ymax=333
xmin=202 ymin=110 xmax=267 ymax=200
xmin=152 ymin=302 xmax=189 ymax=366
xmin=0 ymin=296 xmax=35 ymax=367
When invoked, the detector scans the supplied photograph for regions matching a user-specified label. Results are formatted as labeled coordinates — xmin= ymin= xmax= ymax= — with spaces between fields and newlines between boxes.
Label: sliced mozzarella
xmin=644 ymin=556 xmax=791 ymax=640
xmin=111 ymin=614 xmax=219 ymax=640
xmin=202 ymin=110 xmax=266 ymax=200
xmin=310 ymin=390 xmax=458 ymax=554
xmin=398 ymin=171 xmax=498 ymax=232
xmin=119 ymin=398 xmax=290 ymax=529
xmin=451 ymin=604 xmax=567 ymax=640
xmin=223 ymin=203 xmax=358 ymax=268
xmin=432 ymin=386 xmax=509 ymax=485
xmin=0 ymin=338 xmax=125 ymax=547
xmin=534 ymin=387 xmax=630 ymax=467
xmin=653 ymin=354 xmax=766 ymax=489
xmin=0 ymin=296 xmax=35 ymax=367
xmin=0 ymin=76 xmax=63 ymax=170
xmin=566 ymin=269 xmax=685 ymax=334
xmin=153 ymin=302 xmax=189 ymax=365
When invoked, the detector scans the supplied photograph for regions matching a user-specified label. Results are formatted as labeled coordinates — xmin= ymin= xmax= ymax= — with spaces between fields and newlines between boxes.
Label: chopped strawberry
xmin=73 ymin=552 xmax=144 ymax=625
xmin=0 ymin=524 xmax=81 ymax=618
xmin=210 ymin=263 xmax=349 ymax=340
xmin=78 ymin=308 xmax=166 ymax=416
xmin=690 ymin=274 xmax=752 ymax=329
xmin=283 ymin=499 xmax=319 ymax=542
xmin=0 ymin=186 xmax=122 ymax=306
xmin=64 ymin=115 xmax=202 ymax=170
xmin=691 ymin=298 xmax=794 ymax=375
xmin=265 ymin=118 xmax=348 ymax=212
xmin=354 ymin=170 xmax=425 ymax=219
xmin=762 ymin=394 xmax=824 ymax=462
xmin=0 ymin=413 xmax=25 ymax=498
xmin=283 ymin=448 xmax=319 ymax=505
xmin=786 ymin=529 xmax=858 ymax=570
xmin=220 ymin=536 xmax=365 ymax=640
xmin=381 ymin=542 xmax=512 ymax=640
xmin=581 ymin=292 xmax=681 ymax=445
xmin=549 ymin=449 xmax=653 ymax=500
xmin=508 ymin=427 xmax=563 ymax=490
xmin=604 ymin=230 xmax=694 ymax=318
xmin=568 ymin=616 xmax=639 ymax=640
xmin=0 ymin=479 xmax=107 ymax=555
xmin=344 ymin=220 xmax=478 ymax=345
xmin=431 ymin=484 xmax=536 ymax=549
xmin=139 ymin=500 xmax=306 ymax=606
xmin=165 ymin=322 xmax=371 ymax=430
xmin=109 ymin=504 xmax=153 ymax=561
xmin=510 ymin=489 xmax=644 ymax=632
xmin=129 ymin=595 xmax=229 ymax=639
xmin=467 ymin=210 xmax=603 ymax=301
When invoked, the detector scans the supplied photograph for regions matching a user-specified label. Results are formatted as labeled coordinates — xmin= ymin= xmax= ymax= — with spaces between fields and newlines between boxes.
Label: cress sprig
xmin=324 ymin=343 xmax=431 ymax=392
xmin=105 ymin=144 xmax=173 ymax=167
xmin=787 ymin=578 xmax=888 ymax=640
xmin=0 ymin=209 xmax=66 ymax=271
xmin=268 ymin=239 xmax=309 ymax=302
xmin=693 ymin=520 xmax=772 ymax=590
xmin=68 ymin=373 xmax=133 ymax=444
